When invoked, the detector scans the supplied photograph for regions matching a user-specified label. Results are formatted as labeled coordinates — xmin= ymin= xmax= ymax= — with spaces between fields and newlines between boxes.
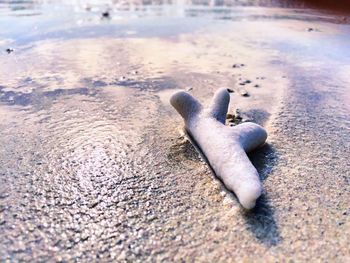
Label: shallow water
xmin=0 ymin=1 xmax=349 ymax=261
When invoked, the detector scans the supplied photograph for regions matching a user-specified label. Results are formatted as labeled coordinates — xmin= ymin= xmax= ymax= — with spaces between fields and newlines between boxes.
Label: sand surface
xmin=0 ymin=1 xmax=349 ymax=262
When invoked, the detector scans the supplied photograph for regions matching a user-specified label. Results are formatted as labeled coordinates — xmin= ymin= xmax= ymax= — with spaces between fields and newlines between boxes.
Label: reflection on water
xmin=0 ymin=0 xmax=350 ymax=262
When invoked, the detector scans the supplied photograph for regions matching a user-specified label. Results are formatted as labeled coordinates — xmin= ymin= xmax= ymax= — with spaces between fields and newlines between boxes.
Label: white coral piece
xmin=170 ymin=88 xmax=267 ymax=209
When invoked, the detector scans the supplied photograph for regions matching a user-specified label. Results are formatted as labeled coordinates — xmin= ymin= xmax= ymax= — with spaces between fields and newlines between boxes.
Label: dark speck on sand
xmin=102 ymin=11 xmax=110 ymax=18
xmin=5 ymin=48 xmax=14 ymax=54
xmin=232 ymin=63 xmax=245 ymax=68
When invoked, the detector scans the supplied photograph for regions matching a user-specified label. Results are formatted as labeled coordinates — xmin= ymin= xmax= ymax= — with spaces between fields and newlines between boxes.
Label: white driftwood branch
xmin=170 ymin=88 xmax=267 ymax=209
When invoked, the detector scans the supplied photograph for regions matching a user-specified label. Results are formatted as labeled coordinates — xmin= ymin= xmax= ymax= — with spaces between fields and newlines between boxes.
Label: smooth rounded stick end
xmin=170 ymin=91 xmax=202 ymax=121
xmin=237 ymin=181 xmax=262 ymax=210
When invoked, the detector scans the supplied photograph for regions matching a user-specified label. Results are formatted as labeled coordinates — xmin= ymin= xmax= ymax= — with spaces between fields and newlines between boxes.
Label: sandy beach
xmin=0 ymin=1 xmax=349 ymax=262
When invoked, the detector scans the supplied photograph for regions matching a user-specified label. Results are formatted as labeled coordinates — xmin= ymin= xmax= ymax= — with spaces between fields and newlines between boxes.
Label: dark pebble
xmin=102 ymin=11 xmax=110 ymax=18
xmin=226 ymin=113 xmax=234 ymax=119
xmin=226 ymin=88 xmax=234 ymax=93
xmin=232 ymin=63 xmax=245 ymax=68
xmin=6 ymin=48 xmax=14 ymax=54
xmin=240 ymin=91 xmax=249 ymax=97
xmin=254 ymin=84 xmax=260 ymax=88
xmin=307 ymin=28 xmax=314 ymax=32
xmin=239 ymin=79 xmax=251 ymax=86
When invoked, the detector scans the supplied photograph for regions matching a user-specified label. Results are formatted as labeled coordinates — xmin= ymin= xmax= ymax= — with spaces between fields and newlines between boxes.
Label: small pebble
xmin=254 ymin=84 xmax=260 ymax=88
xmin=226 ymin=113 xmax=234 ymax=119
xmin=102 ymin=11 xmax=110 ymax=18
xmin=6 ymin=48 xmax=14 ymax=54
xmin=240 ymin=91 xmax=249 ymax=97
xmin=232 ymin=63 xmax=245 ymax=68
xmin=307 ymin=28 xmax=314 ymax=32
xmin=226 ymin=88 xmax=234 ymax=93
xmin=239 ymin=80 xmax=251 ymax=85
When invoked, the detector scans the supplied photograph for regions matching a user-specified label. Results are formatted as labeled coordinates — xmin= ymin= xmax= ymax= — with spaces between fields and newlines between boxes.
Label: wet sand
xmin=0 ymin=1 xmax=349 ymax=262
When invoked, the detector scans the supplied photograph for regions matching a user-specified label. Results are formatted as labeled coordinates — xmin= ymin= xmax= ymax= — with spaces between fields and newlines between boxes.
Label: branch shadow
xmin=244 ymin=143 xmax=282 ymax=246
xmin=242 ymin=193 xmax=281 ymax=247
